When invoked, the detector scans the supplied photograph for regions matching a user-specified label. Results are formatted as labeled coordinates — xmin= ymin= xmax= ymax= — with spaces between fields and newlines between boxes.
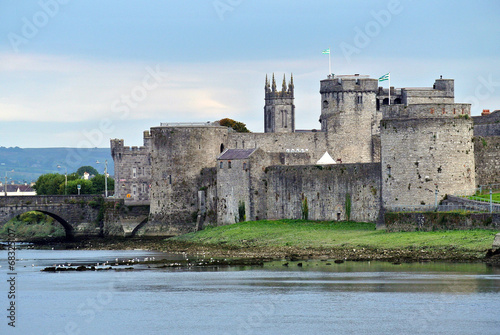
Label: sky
xmin=1 ymin=0 xmax=500 ymax=148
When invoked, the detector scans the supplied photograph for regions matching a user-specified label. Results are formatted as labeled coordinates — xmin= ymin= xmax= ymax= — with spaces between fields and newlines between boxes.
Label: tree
xmin=91 ymin=174 xmax=115 ymax=194
xmin=33 ymin=173 xmax=65 ymax=195
xmin=219 ymin=118 xmax=251 ymax=133
xmin=66 ymin=179 xmax=94 ymax=195
xmin=76 ymin=166 xmax=99 ymax=177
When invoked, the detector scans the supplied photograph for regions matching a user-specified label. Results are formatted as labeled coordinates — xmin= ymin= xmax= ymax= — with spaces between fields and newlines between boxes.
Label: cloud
xmin=1 ymin=52 xmax=499 ymax=148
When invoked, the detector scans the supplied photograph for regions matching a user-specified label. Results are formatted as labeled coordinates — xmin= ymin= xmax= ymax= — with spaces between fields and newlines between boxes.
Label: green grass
xmin=468 ymin=192 xmax=500 ymax=203
xmin=172 ymin=219 xmax=498 ymax=251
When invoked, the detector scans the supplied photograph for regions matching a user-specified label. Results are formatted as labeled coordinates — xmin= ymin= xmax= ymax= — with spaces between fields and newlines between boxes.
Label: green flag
xmin=322 ymin=48 xmax=330 ymax=54
xmin=379 ymin=73 xmax=390 ymax=81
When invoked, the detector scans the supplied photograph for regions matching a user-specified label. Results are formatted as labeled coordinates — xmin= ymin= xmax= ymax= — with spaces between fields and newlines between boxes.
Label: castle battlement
xmin=320 ymin=75 xmax=378 ymax=93
xmin=381 ymin=103 xmax=471 ymax=120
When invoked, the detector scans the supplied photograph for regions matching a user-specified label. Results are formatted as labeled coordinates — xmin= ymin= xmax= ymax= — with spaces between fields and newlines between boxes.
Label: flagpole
xmin=388 ymin=72 xmax=391 ymax=106
xmin=329 ymin=46 xmax=331 ymax=75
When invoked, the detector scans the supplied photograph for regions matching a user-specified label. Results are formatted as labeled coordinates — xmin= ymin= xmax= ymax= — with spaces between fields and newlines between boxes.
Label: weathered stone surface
xmin=0 ymin=195 xmax=102 ymax=238
xmin=110 ymin=130 xmax=152 ymax=203
xmin=385 ymin=212 xmax=500 ymax=232
xmin=381 ymin=114 xmax=475 ymax=210
xmin=474 ymin=136 xmax=500 ymax=185
xmin=493 ymin=233 xmax=500 ymax=248
xmin=264 ymin=163 xmax=382 ymax=223
xmin=473 ymin=110 xmax=500 ymax=137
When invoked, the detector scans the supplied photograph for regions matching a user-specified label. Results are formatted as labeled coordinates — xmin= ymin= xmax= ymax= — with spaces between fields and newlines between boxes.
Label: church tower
xmin=264 ymin=74 xmax=295 ymax=133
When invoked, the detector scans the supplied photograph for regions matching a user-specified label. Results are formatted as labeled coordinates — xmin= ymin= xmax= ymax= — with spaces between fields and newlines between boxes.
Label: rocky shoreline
xmin=15 ymin=237 xmax=500 ymax=265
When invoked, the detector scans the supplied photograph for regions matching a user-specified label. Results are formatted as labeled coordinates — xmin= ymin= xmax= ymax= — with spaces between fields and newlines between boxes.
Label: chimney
xmin=482 ymin=109 xmax=490 ymax=116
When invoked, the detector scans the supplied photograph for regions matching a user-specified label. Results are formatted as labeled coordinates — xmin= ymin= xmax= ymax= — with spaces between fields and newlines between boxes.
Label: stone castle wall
xmin=474 ymin=136 xmax=500 ymax=185
xmin=216 ymin=158 xmax=252 ymax=224
xmin=381 ymin=117 xmax=475 ymax=209
xmin=473 ymin=110 xmax=500 ymax=136
xmin=382 ymin=103 xmax=471 ymax=119
xmin=110 ymin=131 xmax=152 ymax=203
xmin=148 ymin=125 xmax=228 ymax=234
xmin=264 ymin=163 xmax=381 ymax=223
xmin=319 ymin=77 xmax=378 ymax=163
xmin=228 ymin=130 xmax=377 ymax=164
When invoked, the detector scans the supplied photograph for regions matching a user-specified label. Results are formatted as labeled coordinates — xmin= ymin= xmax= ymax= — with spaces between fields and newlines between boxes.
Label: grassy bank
xmin=169 ymin=220 xmax=499 ymax=262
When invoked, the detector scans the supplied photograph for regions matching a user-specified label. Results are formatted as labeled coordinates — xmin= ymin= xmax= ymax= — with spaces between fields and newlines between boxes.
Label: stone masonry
xmin=110 ymin=73 xmax=498 ymax=235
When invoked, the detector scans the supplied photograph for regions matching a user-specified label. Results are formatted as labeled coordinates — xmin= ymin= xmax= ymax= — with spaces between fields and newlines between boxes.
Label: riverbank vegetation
xmin=0 ymin=211 xmax=65 ymax=240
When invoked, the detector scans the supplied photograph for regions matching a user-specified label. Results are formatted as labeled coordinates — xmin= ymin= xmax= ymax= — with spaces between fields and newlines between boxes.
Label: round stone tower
xmin=380 ymin=104 xmax=475 ymax=210
xmin=149 ymin=124 xmax=229 ymax=234
xmin=319 ymin=75 xmax=378 ymax=163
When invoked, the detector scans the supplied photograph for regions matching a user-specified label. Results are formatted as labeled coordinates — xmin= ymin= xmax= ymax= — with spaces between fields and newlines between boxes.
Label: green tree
xmin=91 ymin=174 xmax=115 ymax=194
xmin=33 ymin=173 xmax=65 ymax=195
xmin=219 ymin=118 xmax=251 ymax=133
xmin=76 ymin=165 xmax=99 ymax=177
xmin=66 ymin=179 xmax=94 ymax=195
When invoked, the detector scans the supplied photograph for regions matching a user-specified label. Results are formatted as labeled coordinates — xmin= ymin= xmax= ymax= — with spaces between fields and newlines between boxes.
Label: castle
xmin=110 ymin=73 xmax=500 ymax=235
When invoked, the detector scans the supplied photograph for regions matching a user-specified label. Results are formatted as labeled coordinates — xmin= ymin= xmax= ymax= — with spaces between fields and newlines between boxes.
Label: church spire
xmin=282 ymin=74 xmax=287 ymax=93
xmin=272 ymin=73 xmax=276 ymax=92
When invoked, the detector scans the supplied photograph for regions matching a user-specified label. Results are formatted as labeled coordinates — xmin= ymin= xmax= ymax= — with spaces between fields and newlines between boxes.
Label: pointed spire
xmin=282 ymin=74 xmax=287 ymax=94
xmin=265 ymin=74 xmax=270 ymax=92
xmin=288 ymin=73 xmax=294 ymax=96
xmin=272 ymin=73 xmax=276 ymax=92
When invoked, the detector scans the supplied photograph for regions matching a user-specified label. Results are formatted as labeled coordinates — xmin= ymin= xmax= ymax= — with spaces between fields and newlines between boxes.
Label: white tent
xmin=316 ymin=151 xmax=336 ymax=165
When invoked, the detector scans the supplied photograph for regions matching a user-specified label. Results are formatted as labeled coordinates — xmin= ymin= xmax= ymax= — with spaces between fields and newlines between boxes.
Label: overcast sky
xmin=1 ymin=0 xmax=500 ymax=148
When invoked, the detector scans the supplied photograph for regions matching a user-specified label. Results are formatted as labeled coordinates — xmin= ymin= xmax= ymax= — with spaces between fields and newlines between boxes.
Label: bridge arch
xmin=129 ymin=217 xmax=149 ymax=237
xmin=2 ymin=209 xmax=75 ymax=240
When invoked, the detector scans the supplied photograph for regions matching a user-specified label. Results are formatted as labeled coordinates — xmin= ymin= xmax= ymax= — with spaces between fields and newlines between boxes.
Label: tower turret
xmin=264 ymin=73 xmax=295 ymax=133
xmin=319 ymin=74 xmax=378 ymax=162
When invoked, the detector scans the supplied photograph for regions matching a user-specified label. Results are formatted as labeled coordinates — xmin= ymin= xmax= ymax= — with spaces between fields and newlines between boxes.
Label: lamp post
xmin=4 ymin=170 xmax=14 ymax=196
xmin=57 ymin=165 xmax=67 ymax=195
xmin=96 ymin=160 xmax=108 ymax=197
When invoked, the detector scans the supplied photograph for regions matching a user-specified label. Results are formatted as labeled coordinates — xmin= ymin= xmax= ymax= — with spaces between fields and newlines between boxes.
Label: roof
xmin=316 ymin=151 xmax=336 ymax=165
xmin=217 ymin=149 xmax=257 ymax=160
xmin=0 ymin=184 xmax=35 ymax=192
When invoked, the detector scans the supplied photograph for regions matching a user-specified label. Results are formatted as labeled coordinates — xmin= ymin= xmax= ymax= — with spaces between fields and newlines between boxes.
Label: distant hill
xmin=0 ymin=147 xmax=114 ymax=184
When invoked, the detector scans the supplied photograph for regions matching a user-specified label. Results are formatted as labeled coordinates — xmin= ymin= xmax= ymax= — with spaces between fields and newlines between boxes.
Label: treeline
xmin=33 ymin=165 xmax=114 ymax=195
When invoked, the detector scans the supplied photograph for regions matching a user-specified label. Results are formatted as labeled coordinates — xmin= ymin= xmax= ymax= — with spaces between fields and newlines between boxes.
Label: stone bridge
xmin=0 ymin=195 xmax=151 ymax=239
xmin=0 ymin=195 xmax=103 ymax=239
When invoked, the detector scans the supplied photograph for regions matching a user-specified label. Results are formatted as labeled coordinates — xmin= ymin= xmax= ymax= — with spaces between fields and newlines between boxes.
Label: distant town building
xmin=0 ymin=183 xmax=36 ymax=196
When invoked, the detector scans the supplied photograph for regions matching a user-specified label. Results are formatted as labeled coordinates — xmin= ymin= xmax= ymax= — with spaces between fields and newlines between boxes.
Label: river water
xmin=1 ymin=248 xmax=499 ymax=335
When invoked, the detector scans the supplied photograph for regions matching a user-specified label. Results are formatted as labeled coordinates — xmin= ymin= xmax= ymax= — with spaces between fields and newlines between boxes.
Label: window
xmin=132 ymin=184 xmax=137 ymax=195
xmin=220 ymin=161 xmax=223 ymax=169
xmin=169 ymin=175 xmax=172 ymax=185
xmin=228 ymin=161 xmax=232 ymax=169
xmin=243 ymin=162 xmax=247 ymax=170
xmin=357 ymin=95 xmax=363 ymax=104
xmin=132 ymin=167 xmax=137 ymax=178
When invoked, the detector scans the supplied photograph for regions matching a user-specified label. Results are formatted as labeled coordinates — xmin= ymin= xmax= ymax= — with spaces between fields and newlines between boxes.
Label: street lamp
xmin=57 ymin=165 xmax=67 ymax=195
xmin=4 ymin=169 xmax=14 ymax=196
xmin=96 ymin=160 xmax=108 ymax=197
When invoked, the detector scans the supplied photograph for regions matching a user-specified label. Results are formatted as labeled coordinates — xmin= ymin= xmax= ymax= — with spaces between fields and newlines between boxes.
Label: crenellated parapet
xmin=381 ymin=103 xmax=471 ymax=120
xmin=320 ymin=75 xmax=378 ymax=93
